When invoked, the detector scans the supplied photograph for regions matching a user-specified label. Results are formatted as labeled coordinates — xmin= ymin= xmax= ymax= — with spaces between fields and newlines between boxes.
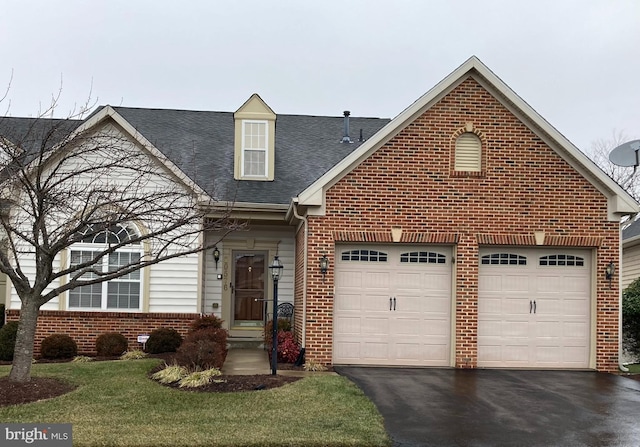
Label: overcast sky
xmin=1 ymin=0 xmax=638 ymax=153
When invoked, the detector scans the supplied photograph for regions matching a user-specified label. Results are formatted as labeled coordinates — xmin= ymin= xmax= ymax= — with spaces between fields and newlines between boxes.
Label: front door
xmin=233 ymin=251 xmax=266 ymax=326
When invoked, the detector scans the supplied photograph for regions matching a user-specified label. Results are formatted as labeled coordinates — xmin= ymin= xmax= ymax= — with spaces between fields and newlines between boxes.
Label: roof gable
xmin=295 ymin=56 xmax=639 ymax=220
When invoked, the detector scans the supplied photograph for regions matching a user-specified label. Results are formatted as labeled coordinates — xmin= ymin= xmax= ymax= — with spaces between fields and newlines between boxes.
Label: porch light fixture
xmin=212 ymin=246 xmax=220 ymax=269
xmin=319 ymin=254 xmax=329 ymax=282
xmin=268 ymin=256 xmax=283 ymax=375
xmin=605 ymin=261 xmax=615 ymax=289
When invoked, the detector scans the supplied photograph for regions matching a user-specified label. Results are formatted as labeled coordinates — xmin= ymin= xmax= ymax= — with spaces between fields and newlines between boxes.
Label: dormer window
xmin=242 ymin=120 xmax=268 ymax=177
xmin=234 ymin=94 xmax=276 ymax=181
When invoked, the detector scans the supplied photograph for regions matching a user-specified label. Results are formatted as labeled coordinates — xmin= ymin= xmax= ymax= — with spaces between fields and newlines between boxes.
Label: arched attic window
xmin=68 ymin=222 xmax=143 ymax=311
xmin=454 ymin=132 xmax=482 ymax=172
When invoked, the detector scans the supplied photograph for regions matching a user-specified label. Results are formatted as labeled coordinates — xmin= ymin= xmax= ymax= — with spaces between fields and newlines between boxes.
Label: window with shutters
xmin=454 ymin=132 xmax=482 ymax=171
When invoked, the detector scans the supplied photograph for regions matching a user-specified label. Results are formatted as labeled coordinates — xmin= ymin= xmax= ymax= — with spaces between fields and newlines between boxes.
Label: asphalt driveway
xmin=335 ymin=367 xmax=640 ymax=447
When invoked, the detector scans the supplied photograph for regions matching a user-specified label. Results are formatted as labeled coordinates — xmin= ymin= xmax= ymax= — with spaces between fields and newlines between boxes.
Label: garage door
xmin=333 ymin=245 xmax=452 ymax=366
xmin=478 ymin=248 xmax=591 ymax=368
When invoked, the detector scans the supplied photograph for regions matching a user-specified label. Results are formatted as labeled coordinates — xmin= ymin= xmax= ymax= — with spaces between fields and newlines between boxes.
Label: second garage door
xmin=333 ymin=245 xmax=452 ymax=366
xmin=478 ymin=248 xmax=592 ymax=368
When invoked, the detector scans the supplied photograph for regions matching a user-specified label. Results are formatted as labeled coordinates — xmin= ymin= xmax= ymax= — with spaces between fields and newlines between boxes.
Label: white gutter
xmin=291 ymin=200 xmax=308 ymax=349
xmin=619 ymin=223 xmax=629 ymax=372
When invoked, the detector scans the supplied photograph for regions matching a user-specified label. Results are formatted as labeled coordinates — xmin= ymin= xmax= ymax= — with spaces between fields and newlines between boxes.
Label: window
xmin=341 ymin=249 xmax=388 ymax=262
xmin=400 ymin=251 xmax=446 ymax=264
xmin=455 ymin=132 xmax=482 ymax=171
xmin=68 ymin=223 xmax=142 ymax=311
xmin=539 ymin=254 xmax=584 ymax=267
xmin=481 ymin=253 xmax=527 ymax=265
xmin=242 ymin=120 xmax=268 ymax=177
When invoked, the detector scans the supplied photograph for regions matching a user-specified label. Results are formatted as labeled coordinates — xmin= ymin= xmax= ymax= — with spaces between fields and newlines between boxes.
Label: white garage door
xmin=333 ymin=245 xmax=452 ymax=366
xmin=478 ymin=248 xmax=591 ymax=368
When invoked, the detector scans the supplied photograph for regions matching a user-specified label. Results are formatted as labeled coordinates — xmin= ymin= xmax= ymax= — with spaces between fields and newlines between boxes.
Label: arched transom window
xmin=68 ymin=223 xmax=143 ymax=311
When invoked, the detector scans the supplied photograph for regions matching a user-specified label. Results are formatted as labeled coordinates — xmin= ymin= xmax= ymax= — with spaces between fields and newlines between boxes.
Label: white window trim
xmin=67 ymin=244 xmax=144 ymax=312
xmin=241 ymin=119 xmax=269 ymax=179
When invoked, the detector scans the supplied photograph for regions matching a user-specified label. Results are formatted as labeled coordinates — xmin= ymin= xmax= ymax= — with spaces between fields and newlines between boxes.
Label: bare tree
xmin=587 ymin=130 xmax=640 ymax=201
xmin=0 ymin=100 xmax=237 ymax=382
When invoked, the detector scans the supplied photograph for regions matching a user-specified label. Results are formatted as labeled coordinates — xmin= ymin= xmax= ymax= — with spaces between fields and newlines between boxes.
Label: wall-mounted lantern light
xmin=605 ymin=261 xmax=615 ymax=289
xmin=320 ymin=254 xmax=329 ymax=282
xmin=213 ymin=246 xmax=220 ymax=269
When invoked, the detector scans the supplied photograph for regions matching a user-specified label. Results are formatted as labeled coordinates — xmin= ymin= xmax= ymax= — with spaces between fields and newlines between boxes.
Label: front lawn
xmin=0 ymin=359 xmax=389 ymax=447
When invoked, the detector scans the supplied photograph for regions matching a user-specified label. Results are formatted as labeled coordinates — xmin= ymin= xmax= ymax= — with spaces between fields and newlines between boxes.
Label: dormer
xmin=234 ymin=94 xmax=276 ymax=181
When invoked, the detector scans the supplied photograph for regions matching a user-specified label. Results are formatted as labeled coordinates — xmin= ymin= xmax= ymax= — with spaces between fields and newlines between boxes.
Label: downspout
xmin=292 ymin=201 xmax=308 ymax=350
xmin=619 ymin=223 xmax=629 ymax=372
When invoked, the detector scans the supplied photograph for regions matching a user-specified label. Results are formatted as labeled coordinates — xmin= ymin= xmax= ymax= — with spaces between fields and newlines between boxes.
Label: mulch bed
xmin=0 ymin=376 xmax=76 ymax=407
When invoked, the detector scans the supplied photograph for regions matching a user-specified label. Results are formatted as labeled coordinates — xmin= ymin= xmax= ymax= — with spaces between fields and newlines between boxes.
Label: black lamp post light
xmin=268 ymin=256 xmax=283 ymax=375
xmin=212 ymin=246 xmax=220 ymax=269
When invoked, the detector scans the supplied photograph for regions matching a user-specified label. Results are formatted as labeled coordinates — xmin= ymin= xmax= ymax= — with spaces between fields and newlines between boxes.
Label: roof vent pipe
xmin=341 ymin=111 xmax=353 ymax=143
xmin=359 ymin=128 xmax=364 ymax=142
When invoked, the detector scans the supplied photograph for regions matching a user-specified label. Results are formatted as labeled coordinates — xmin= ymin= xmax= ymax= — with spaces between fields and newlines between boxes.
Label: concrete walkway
xmin=222 ymin=348 xmax=271 ymax=375
xmin=221 ymin=348 xmax=336 ymax=377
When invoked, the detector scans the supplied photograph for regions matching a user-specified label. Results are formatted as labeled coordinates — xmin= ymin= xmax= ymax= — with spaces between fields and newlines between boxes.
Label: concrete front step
xmin=227 ymin=337 xmax=265 ymax=350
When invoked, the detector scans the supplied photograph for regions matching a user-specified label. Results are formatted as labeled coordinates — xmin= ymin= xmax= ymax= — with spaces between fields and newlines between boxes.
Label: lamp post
xmin=268 ymin=256 xmax=283 ymax=375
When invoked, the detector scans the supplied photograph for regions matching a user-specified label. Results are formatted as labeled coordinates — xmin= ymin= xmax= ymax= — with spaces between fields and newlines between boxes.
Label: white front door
xmin=333 ymin=245 xmax=452 ymax=366
xmin=478 ymin=249 xmax=591 ymax=368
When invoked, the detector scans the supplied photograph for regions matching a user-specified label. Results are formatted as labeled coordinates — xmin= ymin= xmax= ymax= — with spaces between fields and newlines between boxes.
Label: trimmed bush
xmin=0 ymin=321 xmax=19 ymax=361
xmin=263 ymin=318 xmax=292 ymax=346
xmin=623 ymin=278 xmax=640 ymax=357
xmin=40 ymin=333 xmax=78 ymax=359
xmin=95 ymin=332 xmax=129 ymax=356
xmin=189 ymin=315 xmax=224 ymax=332
xmin=276 ymin=331 xmax=301 ymax=363
xmin=175 ymin=329 xmax=227 ymax=370
xmin=146 ymin=327 xmax=183 ymax=354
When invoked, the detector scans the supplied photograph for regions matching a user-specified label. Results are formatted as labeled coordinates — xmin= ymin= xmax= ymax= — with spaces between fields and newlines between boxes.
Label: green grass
xmin=625 ymin=363 xmax=640 ymax=374
xmin=0 ymin=360 xmax=389 ymax=447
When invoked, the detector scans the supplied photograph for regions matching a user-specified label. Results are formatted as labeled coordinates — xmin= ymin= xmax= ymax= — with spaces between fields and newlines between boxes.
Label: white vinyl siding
xmin=455 ymin=132 xmax=482 ymax=171
xmin=622 ymin=243 xmax=640 ymax=289
xmin=242 ymin=120 xmax=268 ymax=178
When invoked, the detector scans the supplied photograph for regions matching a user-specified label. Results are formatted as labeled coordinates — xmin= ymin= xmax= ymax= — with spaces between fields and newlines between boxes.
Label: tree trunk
xmin=8 ymin=299 xmax=40 ymax=382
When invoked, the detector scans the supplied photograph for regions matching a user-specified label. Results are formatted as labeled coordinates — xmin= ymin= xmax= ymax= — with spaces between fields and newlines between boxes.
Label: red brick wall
xmin=6 ymin=309 xmax=197 ymax=356
xmin=302 ymin=77 xmax=621 ymax=372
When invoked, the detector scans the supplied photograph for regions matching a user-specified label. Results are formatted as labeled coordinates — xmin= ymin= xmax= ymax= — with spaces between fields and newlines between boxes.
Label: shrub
xmin=120 ymin=349 xmax=148 ymax=360
xmin=304 ymin=359 xmax=327 ymax=372
xmin=40 ymin=333 xmax=78 ymax=359
xmin=175 ymin=329 xmax=227 ymax=370
xmin=71 ymin=355 xmax=93 ymax=363
xmin=276 ymin=330 xmax=301 ymax=363
xmin=623 ymin=278 xmax=640 ymax=357
xmin=179 ymin=368 xmax=223 ymax=388
xmin=0 ymin=321 xmax=19 ymax=361
xmin=151 ymin=364 xmax=189 ymax=384
xmin=95 ymin=332 xmax=129 ymax=356
xmin=263 ymin=318 xmax=292 ymax=346
xmin=189 ymin=315 xmax=224 ymax=332
xmin=146 ymin=327 xmax=183 ymax=354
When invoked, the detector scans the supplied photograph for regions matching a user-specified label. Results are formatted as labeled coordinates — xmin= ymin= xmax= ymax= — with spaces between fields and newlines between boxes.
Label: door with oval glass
xmin=232 ymin=251 xmax=266 ymax=327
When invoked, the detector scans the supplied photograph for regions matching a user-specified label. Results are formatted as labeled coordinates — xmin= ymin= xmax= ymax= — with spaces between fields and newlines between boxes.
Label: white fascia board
xmin=76 ymin=106 xmax=212 ymax=203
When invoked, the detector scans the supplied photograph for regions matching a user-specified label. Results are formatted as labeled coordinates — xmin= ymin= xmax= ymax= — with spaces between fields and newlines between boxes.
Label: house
xmin=622 ymin=218 xmax=640 ymax=289
xmin=3 ymin=57 xmax=637 ymax=372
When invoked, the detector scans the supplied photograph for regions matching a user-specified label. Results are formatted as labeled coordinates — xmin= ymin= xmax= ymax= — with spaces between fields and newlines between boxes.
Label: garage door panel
xmin=478 ymin=248 xmax=590 ymax=369
xmin=334 ymin=244 xmax=452 ymax=366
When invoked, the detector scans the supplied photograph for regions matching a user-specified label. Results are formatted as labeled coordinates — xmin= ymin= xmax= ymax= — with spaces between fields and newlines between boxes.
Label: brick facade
xmin=6 ymin=309 xmax=197 ymax=356
xmin=297 ymin=77 xmax=621 ymax=372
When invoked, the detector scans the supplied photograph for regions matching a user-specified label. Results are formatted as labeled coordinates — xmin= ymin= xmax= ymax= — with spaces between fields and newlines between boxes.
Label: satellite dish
xmin=609 ymin=139 xmax=640 ymax=167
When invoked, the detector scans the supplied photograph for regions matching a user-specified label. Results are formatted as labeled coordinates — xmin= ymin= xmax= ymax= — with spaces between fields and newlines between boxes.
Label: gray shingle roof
xmin=623 ymin=218 xmax=640 ymax=241
xmin=113 ymin=107 xmax=390 ymax=205
xmin=0 ymin=107 xmax=390 ymax=206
